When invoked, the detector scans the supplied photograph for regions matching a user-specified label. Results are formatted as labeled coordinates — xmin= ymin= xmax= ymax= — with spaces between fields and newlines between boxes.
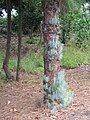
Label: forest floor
xmin=0 ymin=64 xmax=90 ymax=120
xmin=0 ymin=35 xmax=90 ymax=119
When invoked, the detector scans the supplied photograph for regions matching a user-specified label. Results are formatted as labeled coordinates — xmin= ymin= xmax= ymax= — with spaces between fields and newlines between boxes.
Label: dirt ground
xmin=0 ymin=64 xmax=90 ymax=120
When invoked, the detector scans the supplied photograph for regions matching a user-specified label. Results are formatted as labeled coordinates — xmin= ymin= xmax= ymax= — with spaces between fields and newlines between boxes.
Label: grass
xmin=0 ymin=52 xmax=4 ymax=70
xmin=0 ymin=44 xmax=90 ymax=75
xmin=61 ymin=45 xmax=90 ymax=68
xmin=0 ymin=52 xmax=44 ymax=74
xmin=21 ymin=52 xmax=44 ymax=73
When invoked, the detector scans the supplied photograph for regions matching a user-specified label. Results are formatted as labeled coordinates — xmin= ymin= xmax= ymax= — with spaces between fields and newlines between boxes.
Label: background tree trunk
xmin=16 ymin=0 xmax=22 ymax=81
xmin=60 ymin=0 xmax=68 ymax=15
xmin=42 ymin=0 xmax=73 ymax=111
xmin=3 ymin=0 xmax=13 ymax=80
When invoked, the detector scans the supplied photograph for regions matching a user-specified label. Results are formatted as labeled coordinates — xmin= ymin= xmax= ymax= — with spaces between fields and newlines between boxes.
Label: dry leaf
xmin=7 ymin=100 xmax=10 ymax=105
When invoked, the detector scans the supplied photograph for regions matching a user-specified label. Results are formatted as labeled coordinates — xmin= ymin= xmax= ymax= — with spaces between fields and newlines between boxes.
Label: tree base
xmin=43 ymin=70 xmax=74 ymax=112
xmin=3 ymin=64 xmax=14 ymax=80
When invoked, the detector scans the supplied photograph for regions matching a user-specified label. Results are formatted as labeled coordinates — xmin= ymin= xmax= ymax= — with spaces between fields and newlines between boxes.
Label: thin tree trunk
xmin=42 ymin=0 xmax=73 ymax=111
xmin=60 ymin=0 xmax=68 ymax=15
xmin=16 ymin=0 xmax=22 ymax=81
xmin=3 ymin=0 xmax=13 ymax=80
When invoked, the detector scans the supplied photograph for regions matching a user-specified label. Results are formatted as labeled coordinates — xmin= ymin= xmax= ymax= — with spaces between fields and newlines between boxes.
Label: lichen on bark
xmin=42 ymin=0 xmax=73 ymax=111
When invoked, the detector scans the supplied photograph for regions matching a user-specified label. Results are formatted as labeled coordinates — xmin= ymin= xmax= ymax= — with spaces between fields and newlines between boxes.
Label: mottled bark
xmin=3 ymin=0 xmax=13 ymax=80
xmin=42 ymin=0 xmax=73 ymax=111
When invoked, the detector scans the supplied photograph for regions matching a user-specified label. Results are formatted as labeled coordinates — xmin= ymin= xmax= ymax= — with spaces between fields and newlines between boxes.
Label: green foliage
xmin=9 ymin=58 xmax=17 ymax=71
xmin=0 ymin=42 xmax=90 ymax=75
xmin=12 ymin=0 xmax=42 ymax=34
xmin=61 ymin=45 xmax=90 ymax=68
xmin=23 ymin=0 xmax=42 ymax=32
xmin=0 ymin=17 xmax=7 ymax=26
xmin=0 ymin=17 xmax=7 ymax=34
xmin=0 ymin=0 xmax=5 ymax=8
xmin=0 ymin=53 xmax=7 ymax=86
xmin=61 ymin=1 xmax=90 ymax=49
xmin=67 ymin=0 xmax=84 ymax=11
xmin=0 ymin=52 xmax=4 ymax=70
xmin=0 ymin=71 xmax=7 ymax=81
xmin=0 ymin=52 xmax=44 ymax=74
xmin=21 ymin=52 xmax=44 ymax=73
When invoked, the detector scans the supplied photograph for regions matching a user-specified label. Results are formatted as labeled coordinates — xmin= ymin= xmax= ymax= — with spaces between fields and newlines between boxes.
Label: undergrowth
xmin=0 ymin=44 xmax=90 ymax=75
xmin=61 ymin=45 xmax=90 ymax=68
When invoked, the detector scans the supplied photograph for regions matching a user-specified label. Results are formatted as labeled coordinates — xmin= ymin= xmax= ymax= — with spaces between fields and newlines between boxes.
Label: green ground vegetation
xmin=0 ymin=42 xmax=90 ymax=74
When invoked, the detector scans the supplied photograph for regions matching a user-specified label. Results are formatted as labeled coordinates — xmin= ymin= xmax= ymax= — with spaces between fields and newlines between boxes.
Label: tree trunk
xmin=42 ymin=0 xmax=73 ymax=111
xmin=60 ymin=0 xmax=68 ymax=15
xmin=16 ymin=0 xmax=22 ymax=81
xmin=3 ymin=0 xmax=13 ymax=80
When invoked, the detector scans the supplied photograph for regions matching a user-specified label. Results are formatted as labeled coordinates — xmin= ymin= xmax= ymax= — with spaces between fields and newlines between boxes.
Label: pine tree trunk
xmin=42 ymin=0 xmax=73 ymax=111
xmin=3 ymin=0 xmax=13 ymax=80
